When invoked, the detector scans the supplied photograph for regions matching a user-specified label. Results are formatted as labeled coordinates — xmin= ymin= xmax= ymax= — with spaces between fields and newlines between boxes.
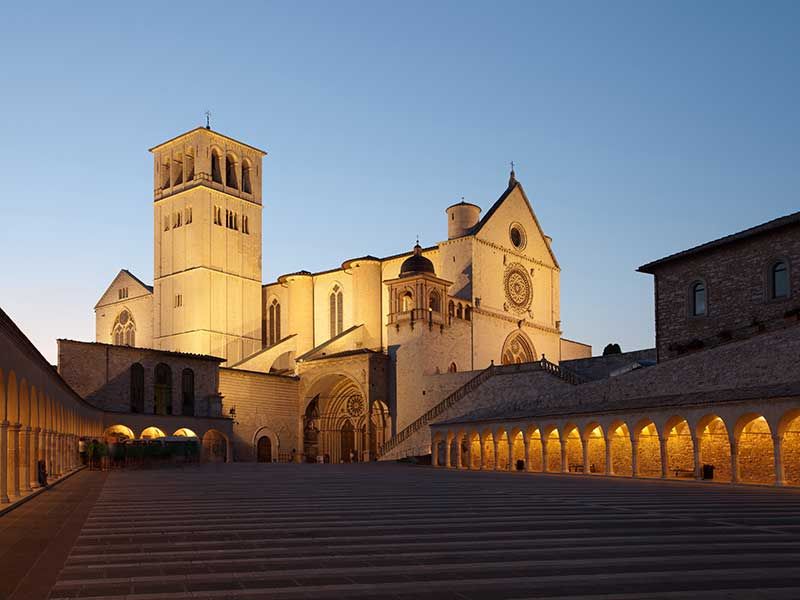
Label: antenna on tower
xmin=205 ymin=110 xmax=212 ymax=130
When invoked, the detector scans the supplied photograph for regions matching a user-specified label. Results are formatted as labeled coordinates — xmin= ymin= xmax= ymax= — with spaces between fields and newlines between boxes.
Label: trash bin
xmin=515 ymin=459 xmax=525 ymax=471
xmin=702 ymin=464 xmax=715 ymax=480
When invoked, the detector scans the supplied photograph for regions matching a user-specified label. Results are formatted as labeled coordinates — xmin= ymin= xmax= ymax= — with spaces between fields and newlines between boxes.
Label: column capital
xmin=24 ymin=426 xmax=32 ymax=433
xmin=0 ymin=420 xmax=8 ymax=429
xmin=10 ymin=422 xmax=21 ymax=431
xmin=772 ymin=435 xmax=783 ymax=444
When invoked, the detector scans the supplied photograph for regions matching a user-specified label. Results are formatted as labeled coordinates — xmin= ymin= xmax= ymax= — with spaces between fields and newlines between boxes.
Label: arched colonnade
xmin=1 ymin=310 xmax=105 ymax=504
xmin=432 ymin=403 xmax=800 ymax=487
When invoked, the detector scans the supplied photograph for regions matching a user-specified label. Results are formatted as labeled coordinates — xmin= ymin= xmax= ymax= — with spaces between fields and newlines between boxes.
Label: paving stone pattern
xmin=49 ymin=463 xmax=800 ymax=599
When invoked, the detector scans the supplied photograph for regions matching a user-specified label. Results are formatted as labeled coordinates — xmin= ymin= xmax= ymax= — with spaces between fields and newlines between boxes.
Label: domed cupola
xmin=399 ymin=242 xmax=435 ymax=278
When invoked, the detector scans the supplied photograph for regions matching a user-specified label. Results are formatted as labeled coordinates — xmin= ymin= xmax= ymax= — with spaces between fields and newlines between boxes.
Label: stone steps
xmin=48 ymin=463 xmax=800 ymax=599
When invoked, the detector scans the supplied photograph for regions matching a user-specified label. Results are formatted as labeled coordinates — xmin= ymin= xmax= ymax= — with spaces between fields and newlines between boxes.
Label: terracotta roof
xmin=638 ymin=210 xmax=800 ymax=273
xmin=58 ymin=339 xmax=225 ymax=362
xmin=121 ymin=269 xmax=153 ymax=293
xmin=148 ymin=127 xmax=267 ymax=155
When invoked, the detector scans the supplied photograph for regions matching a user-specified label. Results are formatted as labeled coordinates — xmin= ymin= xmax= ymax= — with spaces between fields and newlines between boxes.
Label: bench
xmin=568 ymin=463 xmax=585 ymax=473
xmin=673 ymin=468 xmax=695 ymax=478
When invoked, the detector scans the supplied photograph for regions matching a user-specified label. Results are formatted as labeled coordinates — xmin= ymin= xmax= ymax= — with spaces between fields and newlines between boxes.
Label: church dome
xmin=399 ymin=243 xmax=435 ymax=278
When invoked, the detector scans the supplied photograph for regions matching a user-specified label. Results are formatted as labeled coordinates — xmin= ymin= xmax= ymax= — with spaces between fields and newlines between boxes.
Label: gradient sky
xmin=1 ymin=1 xmax=798 ymax=363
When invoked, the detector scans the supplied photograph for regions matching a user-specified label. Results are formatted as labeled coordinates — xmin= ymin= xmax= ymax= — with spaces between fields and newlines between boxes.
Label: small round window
xmin=509 ymin=223 xmax=526 ymax=250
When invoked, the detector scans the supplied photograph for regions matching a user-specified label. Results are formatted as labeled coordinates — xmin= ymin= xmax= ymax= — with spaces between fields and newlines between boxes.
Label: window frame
xmin=767 ymin=257 xmax=791 ymax=301
xmin=688 ymin=278 xmax=708 ymax=318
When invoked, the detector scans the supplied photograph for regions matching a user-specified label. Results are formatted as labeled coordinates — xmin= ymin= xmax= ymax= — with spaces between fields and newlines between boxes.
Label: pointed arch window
xmin=112 ymin=310 xmax=136 ymax=347
xmin=211 ymin=150 xmax=223 ymax=184
xmin=185 ymin=148 xmax=195 ymax=182
xmin=130 ymin=363 xmax=144 ymax=413
xmin=181 ymin=368 xmax=195 ymax=416
xmin=154 ymin=363 xmax=172 ymax=416
xmin=242 ymin=159 xmax=252 ymax=194
xmin=225 ymin=155 xmax=238 ymax=189
xmin=268 ymin=299 xmax=281 ymax=345
xmin=330 ymin=285 xmax=344 ymax=338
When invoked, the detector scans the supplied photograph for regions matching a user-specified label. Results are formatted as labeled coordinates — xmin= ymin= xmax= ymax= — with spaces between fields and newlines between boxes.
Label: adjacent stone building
xmin=638 ymin=212 xmax=800 ymax=361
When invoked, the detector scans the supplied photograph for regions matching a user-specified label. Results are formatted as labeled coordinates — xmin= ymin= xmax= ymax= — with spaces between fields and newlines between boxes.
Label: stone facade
xmin=639 ymin=213 xmax=800 ymax=361
xmin=91 ymin=128 xmax=592 ymax=463
xmin=218 ymin=368 xmax=300 ymax=462
xmin=57 ymin=339 xmax=223 ymax=418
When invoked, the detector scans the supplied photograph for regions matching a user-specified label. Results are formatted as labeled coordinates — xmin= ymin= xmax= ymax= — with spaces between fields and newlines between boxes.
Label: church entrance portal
xmin=301 ymin=374 xmax=391 ymax=463
xmin=257 ymin=436 xmax=272 ymax=463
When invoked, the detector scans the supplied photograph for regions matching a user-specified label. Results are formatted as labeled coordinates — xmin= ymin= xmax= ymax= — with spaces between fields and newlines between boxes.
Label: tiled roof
xmin=58 ymin=339 xmax=225 ymax=362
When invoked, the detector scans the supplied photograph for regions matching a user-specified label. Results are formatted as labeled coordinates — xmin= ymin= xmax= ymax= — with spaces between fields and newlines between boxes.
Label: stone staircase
xmin=378 ymin=358 xmax=584 ymax=460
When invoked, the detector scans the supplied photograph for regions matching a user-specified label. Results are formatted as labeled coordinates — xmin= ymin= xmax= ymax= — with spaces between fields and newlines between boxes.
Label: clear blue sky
xmin=1 ymin=1 xmax=798 ymax=363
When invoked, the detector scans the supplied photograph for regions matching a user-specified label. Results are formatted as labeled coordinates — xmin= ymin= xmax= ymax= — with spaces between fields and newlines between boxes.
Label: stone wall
xmin=647 ymin=222 xmax=800 ymax=360
xmin=218 ymin=367 xmax=300 ymax=462
xmin=57 ymin=339 xmax=220 ymax=416
xmin=381 ymin=367 xmax=573 ymax=460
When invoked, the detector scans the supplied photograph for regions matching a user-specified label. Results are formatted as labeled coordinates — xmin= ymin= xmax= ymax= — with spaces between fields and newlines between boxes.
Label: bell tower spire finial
xmin=508 ymin=161 xmax=516 ymax=187
xmin=205 ymin=110 xmax=212 ymax=130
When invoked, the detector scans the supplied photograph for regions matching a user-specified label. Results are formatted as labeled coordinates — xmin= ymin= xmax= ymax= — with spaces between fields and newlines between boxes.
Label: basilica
xmin=71 ymin=125 xmax=591 ymax=463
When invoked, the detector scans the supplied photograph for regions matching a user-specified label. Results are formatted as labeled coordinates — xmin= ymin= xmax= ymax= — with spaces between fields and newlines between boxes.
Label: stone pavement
xmin=1 ymin=469 xmax=107 ymax=600
xmin=37 ymin=463 xmax=800 ymax=599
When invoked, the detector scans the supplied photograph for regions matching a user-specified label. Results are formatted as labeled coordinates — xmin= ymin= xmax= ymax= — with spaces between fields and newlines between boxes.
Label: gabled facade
xmin=95 ymin=269 xmax=154 ymax=348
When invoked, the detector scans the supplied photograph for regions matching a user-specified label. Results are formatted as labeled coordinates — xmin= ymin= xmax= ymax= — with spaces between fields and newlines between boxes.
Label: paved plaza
xmin=7 ymin=464 xmax=800 ymax=599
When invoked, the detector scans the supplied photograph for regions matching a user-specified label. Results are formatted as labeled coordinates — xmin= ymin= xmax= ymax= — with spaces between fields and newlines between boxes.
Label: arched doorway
xmin=257 ymin=436 xmax=272 ymax=463
xmin=202 ymin=429 xmax=228 ymax=463
xmin=341 ymin=420 xmax=355 ymax=462
xmin=302 ymin=374 xmax=367 ymax=463
xmin=501 ymin=330 xmax=536 ymax=365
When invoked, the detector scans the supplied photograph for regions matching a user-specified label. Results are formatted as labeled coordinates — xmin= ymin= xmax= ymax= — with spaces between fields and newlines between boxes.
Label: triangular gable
xmin=470 ymin=181 xmax=559 ymax=269
xmin=94 ymin=269 xmax=153 ymax=309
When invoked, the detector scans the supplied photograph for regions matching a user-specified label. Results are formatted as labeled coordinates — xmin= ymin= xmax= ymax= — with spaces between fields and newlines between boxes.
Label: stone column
xmin=492 ymin=438 xmax=499 ymax=470
xmin=456 ymin=437 xmax=462 ymax=469
xmin=431 ymin=441 xmax=438 ymax=467
xmin=296 ymin=418 xmax=305 ymax=463
xmin=560 ymin=439 xmax=568 ymax=473
xmin=31 ymin=428 xmax=41 ymax=489
xmin=0 ymin=421 xmax=9 ymax=503
xmin=444 ymin=437 xmax=451 ymax=468
xmin=39 ymin=429 xmax=47 ymax=473
xmin=693 ymin=436 xmax=702 ymax=480
xmin=507 ymin=437 xmax=514 ymax=471
xmin=542 ymin=441 xmax=549 ymax=472
xmin=631 ymin=439 xmax=639 ymax=478
xmin=478 ymin=437 xmax=484 ymax=470
xmin=730 ymin=441 xmax=739 ymax=484
xmin=21 ymin=427 xmax=32 ymax=493
xmin=659 ymin=437 xmax=669 ymax=479
xmin=523 ymin=437 xmax=531 ymax=472
xmin=774 ymin=435 xmax=784 ymax=487
xmin=467 ymin=437 xmax=474 ymax=470
xmin=582 ymin=439 xmax=589 ymax=473
xmin=605 ymin=437 xmax=614 ymax=475
xmin=10 ymin=423 xmax=21 ymax=498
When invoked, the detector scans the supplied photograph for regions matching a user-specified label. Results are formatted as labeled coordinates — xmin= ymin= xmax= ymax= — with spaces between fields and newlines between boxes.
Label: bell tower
xmin=149 ymin=126 xmax=266 ymax=364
